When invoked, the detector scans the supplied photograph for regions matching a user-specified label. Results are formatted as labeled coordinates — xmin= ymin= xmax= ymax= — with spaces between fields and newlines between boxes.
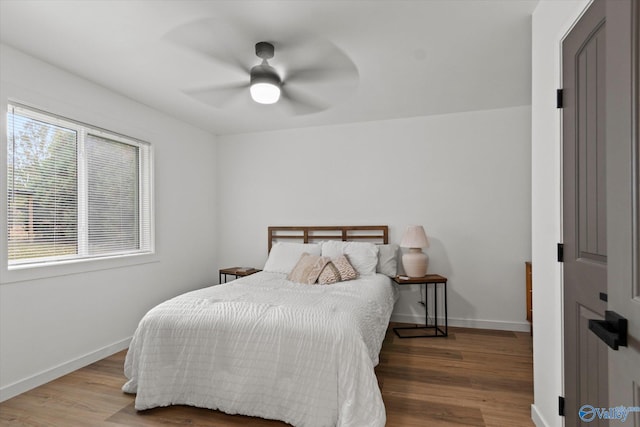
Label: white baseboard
xmin=0 ymin=337 xmax=131 ymax=403
xmin=531 ymin=404 xmax=550 ymax=427
xmin=390 ymin=313 xmax=532 ymax=332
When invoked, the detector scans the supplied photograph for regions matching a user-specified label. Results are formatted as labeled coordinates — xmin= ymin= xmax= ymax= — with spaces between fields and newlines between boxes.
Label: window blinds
xmin=6 ymin=104 xmax=153 ymax=266
xmin=86 ymin=134 xmax=140 ymax=255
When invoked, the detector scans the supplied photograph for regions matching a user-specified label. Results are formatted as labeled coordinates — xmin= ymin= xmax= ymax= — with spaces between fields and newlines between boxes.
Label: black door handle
xmin=588 ymin=310 xmax=628 ymax=350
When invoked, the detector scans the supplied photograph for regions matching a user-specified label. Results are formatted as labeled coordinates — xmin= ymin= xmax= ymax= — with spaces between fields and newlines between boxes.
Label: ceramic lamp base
xmin=402 ymin=248 xmax=428 ymax=277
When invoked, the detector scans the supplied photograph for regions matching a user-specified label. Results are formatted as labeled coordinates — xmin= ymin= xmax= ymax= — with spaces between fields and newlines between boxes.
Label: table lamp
xmin=400 ymin=225 xmax=430 ymax=277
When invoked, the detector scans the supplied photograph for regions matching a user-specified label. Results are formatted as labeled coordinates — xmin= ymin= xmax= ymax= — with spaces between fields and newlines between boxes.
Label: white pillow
xmin=376 ymin=244 xmax=399 ymax=277
xmin=321 ymin=240 xmax=379 ymax=276
xmin=264 ymin=242 xmax=322 ymax=274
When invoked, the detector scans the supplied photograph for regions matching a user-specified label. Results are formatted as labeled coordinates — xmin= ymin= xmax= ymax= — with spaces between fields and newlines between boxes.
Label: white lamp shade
xmin=250 ymin=82 xmax=281 ymax=104
xmin=400 ymin=225 xmax=429 ymax=248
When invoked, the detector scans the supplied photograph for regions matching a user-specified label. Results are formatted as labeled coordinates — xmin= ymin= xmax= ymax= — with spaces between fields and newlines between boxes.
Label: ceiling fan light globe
xmin=250 ymin=82 xmax=281 ymax=104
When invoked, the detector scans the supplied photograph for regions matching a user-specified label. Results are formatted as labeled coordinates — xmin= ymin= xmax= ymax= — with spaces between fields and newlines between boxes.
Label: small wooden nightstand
xmin=219 ymin=267 xmax=261 ymax=284
xmin=393 ymin=274 xmax=448 ymax=338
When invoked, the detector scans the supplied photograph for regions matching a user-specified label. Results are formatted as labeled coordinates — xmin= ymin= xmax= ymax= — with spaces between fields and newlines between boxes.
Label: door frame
xmin=530 ymin=1 xmax=595 ymax=425
xmin=560 ymin=1 xmax=609 ymax=424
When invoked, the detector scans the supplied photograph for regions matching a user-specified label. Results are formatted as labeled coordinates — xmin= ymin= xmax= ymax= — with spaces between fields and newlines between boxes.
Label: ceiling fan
xmin=170 ymin=19 xmax=359 ymax=115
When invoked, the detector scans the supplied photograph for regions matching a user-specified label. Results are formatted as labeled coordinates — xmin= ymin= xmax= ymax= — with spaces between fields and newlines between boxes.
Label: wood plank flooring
xmin=0 ymin=324 xmax=533 ymax=426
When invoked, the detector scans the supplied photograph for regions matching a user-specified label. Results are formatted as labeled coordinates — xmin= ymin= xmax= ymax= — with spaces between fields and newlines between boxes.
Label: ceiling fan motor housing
xmin=250 ymin=63 xmax=281 ymax=86
xmin=251 ymin=41 xmax=280 ymax=86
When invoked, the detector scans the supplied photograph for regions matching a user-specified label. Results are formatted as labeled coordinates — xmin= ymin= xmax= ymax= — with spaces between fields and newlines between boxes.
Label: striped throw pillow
xmin=318 ymin=255 xmax=358 ymax=285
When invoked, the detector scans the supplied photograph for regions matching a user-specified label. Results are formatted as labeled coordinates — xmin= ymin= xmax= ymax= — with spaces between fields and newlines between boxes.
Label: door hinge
xmin=559 ymin=396 xmax=565 ymax=416
xmin=557 ymin=243 xmax=564 ymax=262
xmin=557 ymin=89 xmax=564 ymax=108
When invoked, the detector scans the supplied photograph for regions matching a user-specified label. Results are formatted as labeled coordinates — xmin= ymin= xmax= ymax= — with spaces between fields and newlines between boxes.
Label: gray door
xmin=606 ymin=0 xmax=640 ymax=423
xmin=562 ymin=0 xmax=609 ymax=425
xmin=564 ymin=0 xmax=640 ymax=425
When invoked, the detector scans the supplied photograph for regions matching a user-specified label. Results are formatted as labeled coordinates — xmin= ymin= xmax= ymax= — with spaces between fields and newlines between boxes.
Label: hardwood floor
xmin=0 ymin=324 xmax=533 ymax=426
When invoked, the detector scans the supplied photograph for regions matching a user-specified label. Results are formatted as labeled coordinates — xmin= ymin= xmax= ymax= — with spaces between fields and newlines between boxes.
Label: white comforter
xmin=122 ymin=271 xmax=398 ymax=427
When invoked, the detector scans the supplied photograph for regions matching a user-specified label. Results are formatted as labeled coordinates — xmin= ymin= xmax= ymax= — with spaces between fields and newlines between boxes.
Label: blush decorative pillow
xmin=318 ymin=255 xmax=358 ymax=285
xmin=287 ymin=253 xmax=331 ymax=285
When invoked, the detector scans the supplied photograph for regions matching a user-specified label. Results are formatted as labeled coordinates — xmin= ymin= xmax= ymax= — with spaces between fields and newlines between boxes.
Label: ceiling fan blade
xmin=273 ymin=35 xmax=359 ymax=84
xmin=164 ymin=18 xmax=253 ymax=74
xmin=184 ymin=81 xmax=249 ymax=108
xmin=280 ymin=85 xmax=330 ymax=115
xmin=285 ymin=65 xmax=357 ymax=85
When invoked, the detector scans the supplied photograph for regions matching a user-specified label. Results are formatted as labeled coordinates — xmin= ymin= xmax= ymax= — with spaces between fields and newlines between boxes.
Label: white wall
xmin=0 ymin=44 xmax=218 ymax=400
xmin=530 ymin=1 xmax=591 ymax=426
xmin=217 ymin=106 xmax=531 ymax=331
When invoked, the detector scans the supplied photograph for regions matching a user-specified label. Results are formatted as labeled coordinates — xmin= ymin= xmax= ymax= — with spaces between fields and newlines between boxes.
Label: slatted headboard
xmin=268 ymin=225 xmax=388 ymax=252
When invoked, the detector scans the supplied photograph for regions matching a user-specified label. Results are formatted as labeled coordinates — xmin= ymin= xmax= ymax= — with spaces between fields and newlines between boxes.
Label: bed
xmin=122 ymin=226 xmax=399 ymax=427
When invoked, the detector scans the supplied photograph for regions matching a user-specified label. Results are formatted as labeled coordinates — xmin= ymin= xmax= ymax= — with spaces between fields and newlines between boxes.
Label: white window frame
xmin=3 ymin=103 xmax=156 ymax=282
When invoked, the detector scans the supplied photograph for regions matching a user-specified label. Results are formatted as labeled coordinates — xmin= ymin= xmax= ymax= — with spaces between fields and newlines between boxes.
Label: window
xmin=6 ymin=103 xmax=153 ymax=267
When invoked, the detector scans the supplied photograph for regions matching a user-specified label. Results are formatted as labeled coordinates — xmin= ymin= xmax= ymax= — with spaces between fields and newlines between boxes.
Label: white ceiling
xmin=0 ymin=0 xmax=538 ymax=136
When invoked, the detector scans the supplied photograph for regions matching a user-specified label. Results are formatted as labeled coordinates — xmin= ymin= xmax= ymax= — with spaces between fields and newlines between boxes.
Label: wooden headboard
xmin=268 ymin=225 xmax=388 ymax=252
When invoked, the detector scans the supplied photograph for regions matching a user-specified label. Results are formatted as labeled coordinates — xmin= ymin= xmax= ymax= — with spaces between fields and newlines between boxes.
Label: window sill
xmin=0 ymin=252 xmax=159 ymax=284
